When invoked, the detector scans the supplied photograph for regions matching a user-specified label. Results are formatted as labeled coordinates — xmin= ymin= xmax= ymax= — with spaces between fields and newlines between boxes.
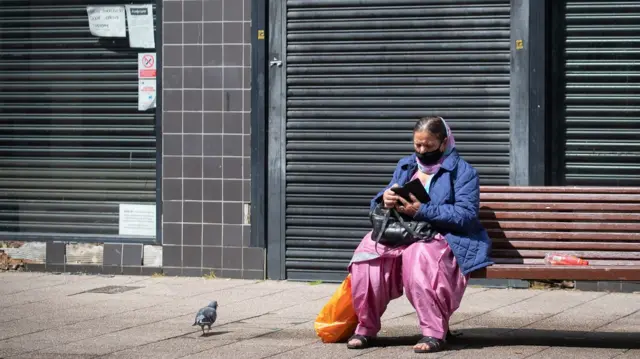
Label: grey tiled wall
xmin=161 ymin=0 xmax=264 ymax=279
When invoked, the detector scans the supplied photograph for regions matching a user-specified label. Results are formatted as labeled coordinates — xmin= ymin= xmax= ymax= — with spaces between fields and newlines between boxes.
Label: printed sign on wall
xmin=137 ymin=53 xmax=156 ymax=111
xmin=119 ymin=203 xmax=156 ymax=237
xmin=125 ymin=4 xmax=155 ymax=48
xmin=87 ymin=6 xmax=126 ymax=37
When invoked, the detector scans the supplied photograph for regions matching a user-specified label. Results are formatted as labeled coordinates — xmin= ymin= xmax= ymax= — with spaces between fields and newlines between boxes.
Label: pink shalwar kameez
xmin=348 ymin=171 xmax=469 ymax=340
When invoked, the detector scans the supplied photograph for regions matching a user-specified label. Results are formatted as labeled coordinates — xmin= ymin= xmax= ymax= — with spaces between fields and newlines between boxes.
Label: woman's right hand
xmin=382 ymin=184 xmax=400 ymax=208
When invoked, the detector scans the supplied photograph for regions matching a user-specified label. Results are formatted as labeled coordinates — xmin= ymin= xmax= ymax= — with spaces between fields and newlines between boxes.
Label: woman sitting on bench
xmin=347 ymin=116 xmax=493 ymax=353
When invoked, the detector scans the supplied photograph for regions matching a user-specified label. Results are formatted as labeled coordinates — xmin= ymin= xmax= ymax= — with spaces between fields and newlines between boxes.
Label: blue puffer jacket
xmin=370 ymin=150 xmax=493 ymax=275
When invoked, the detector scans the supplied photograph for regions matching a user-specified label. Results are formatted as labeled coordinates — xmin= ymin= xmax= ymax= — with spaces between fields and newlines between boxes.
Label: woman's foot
xmin=413 ymin=336 xmax=445 ymax=353
xmin=346 ymin=334 xmax=371 ymax=349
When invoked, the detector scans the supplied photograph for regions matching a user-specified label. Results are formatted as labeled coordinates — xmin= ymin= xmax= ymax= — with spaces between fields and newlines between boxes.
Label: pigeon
xmin=193 ymin=300 xmax=218 ymax=334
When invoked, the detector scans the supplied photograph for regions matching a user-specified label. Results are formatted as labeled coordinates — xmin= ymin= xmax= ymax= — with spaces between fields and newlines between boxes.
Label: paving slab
xmin=527 ymin=293 xmax=640 ymax=332
xmin=125 ymin=278 xmax=250 ymax=298
xmin=449 ymin=288 xmax=542 ymax=325
xmin=525 ymin=347 xmax=627 ymax=359
xmin=455 ymin=289 xmax=606 ymax=333
xmin=598 ymin=310 xmax=640 ymax=333
xmin=1 ymin=272 xmax=638 ymax=359
xmin=0 ymin=273 xmax=91 ymax=295
xmin=0 ymin=274 xmax=151 ymax=308
xmin=266 ymin=340 xmax=380 ymax=359
xmin=436 ymin=345 xmax=546 ymax=359
xmin=8 ymin=354 xmax=95 ymax=359
xmin=97 ymin=337 xmax=237 ymax=359
xmin=617 ymin=349 xmax=640 ymax=359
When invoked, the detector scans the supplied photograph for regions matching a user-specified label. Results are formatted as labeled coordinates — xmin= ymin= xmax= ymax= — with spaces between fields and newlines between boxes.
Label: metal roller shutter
xmin=562 ymin=1 xmax=640 ymax=185
xmin=284 ymin=0 xmax=511 ymax=281
xmin=0 ymin=0 xmax=157 ymax=240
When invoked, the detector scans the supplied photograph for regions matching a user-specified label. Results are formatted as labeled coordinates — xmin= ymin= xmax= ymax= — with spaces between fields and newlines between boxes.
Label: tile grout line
xmin=220 ymin=0 xmax=226 ymax=269
xmin=241 ymin=0 xmax=245 ymax=274
xmin=200 ymin=0 xmax=205 ymax=273
xmin=180 ymin=0 xmax=185 ymax=273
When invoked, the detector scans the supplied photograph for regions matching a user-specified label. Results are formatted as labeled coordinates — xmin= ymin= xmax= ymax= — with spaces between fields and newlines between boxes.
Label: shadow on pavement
xmin=374 ymin=329 xmax=640 ymax=349
xmin=201 ymin=330 xmax=232 ymax=338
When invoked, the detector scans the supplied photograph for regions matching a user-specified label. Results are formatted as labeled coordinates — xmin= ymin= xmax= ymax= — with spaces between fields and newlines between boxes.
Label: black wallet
xmin=390 ymin=178 xmax=431 ymax=204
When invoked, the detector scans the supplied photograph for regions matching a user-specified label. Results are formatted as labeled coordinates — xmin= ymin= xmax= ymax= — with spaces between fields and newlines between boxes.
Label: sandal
xmin=413 ymin=336 xmax=446 ymax=353
xmin=346 ymin=334 xmax=371 ymax=349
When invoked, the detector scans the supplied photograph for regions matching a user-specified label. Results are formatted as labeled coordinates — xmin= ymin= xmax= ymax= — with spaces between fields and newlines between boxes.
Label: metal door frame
xmin=266 ymin=0 xmax=287 ymax=280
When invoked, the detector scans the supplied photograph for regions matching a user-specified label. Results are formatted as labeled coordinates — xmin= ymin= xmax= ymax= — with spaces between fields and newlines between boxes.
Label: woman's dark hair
xmin=413 ymin=116 xmax=447 ymax=141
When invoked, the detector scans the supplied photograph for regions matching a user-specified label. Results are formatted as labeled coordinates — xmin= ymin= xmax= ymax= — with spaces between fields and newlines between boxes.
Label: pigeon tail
xmin=193 ymin=314 xmax=205 ymax=326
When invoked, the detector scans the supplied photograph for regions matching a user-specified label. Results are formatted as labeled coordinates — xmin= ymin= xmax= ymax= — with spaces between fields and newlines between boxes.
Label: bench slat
xmin=481 ymin=193 xmax=640 ymax=202
xmin=479 ymin=186 xmax=640 ymax=194
xmin=492 ymin=240 xmax=640 ymax=251
xmin=487 ymin=230 xmax=640 ymax=241
xmin=472 ymin=265 xmax=640 ymax=281
xmin=492 ymin=249 xmax=640 ymax=260
xmin=479 ymin=211 xmax=640 ymax=221
xmin=493 ymin=258 xmax=640 ymax=266
xmin=480 ymin=202 xmax=640 ymax=211
xmin=483 ymin=221 xmax=640 ymax=231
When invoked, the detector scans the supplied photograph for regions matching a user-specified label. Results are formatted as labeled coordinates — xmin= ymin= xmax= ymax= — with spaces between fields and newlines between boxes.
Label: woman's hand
xmin=396 ymin=194 xmax=422 ymax=217
xmin=382 ymin=184 xmax=400 ymax=208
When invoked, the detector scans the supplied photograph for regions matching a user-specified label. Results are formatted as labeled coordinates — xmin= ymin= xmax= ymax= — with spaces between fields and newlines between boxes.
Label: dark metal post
xmin=265 ymin=0 xmax=287 ymax=280
xmin=155 ymin=0 xmax=163 ymax=244
xmin=509 ymin=0 xmax=547 ymax=186
xmin=548 ymin=0 xmax=567 ymax=185
xmin=250 ymin=0 xmax=267 ymax=248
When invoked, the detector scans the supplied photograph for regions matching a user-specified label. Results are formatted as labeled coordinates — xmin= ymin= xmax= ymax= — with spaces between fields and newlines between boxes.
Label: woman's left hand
xmin=396 ymin=194 xmax=422 ymax=217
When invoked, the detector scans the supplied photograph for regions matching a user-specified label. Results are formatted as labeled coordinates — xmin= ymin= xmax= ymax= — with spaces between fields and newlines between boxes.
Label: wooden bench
xmin=471 ymin=186 xmax=640 ymax=281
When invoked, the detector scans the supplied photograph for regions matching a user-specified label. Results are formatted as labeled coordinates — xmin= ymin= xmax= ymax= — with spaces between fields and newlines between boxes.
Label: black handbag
xmin=369 ymin=203 xmax=436 ymax=249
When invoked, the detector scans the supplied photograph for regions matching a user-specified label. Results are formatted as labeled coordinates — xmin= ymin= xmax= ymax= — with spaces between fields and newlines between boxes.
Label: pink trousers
xmin=348 ymin=232 xmax=469 ymax=340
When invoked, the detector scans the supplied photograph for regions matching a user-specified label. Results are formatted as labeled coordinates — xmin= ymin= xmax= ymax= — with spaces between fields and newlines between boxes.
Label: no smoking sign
xmin=142 ymin=54 xmax=154 ymax=68
xmin=138 ymin=53 xmax=156 ymax=78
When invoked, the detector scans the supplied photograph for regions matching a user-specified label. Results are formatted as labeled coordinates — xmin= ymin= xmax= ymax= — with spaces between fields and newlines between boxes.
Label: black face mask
xmin=416 ymin=148 xmax=443 ymax=165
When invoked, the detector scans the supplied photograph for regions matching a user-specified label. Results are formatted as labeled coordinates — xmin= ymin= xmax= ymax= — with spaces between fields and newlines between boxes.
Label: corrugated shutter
xmin=284 ymin=0 xmax=511 ymax=281
xmin=562 ymin=1 xmax=640 ymax=185
xmin=0 ymin=0 xmax=157 ymax=240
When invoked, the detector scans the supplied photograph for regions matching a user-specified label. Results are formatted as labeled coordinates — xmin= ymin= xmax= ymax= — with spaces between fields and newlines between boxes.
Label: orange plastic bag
xmin=314 ymin=274 xmax=358 ymax=343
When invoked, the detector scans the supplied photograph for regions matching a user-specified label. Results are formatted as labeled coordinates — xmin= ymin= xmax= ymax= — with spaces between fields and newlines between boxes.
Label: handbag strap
xmin=372 ymin=205 xmax=390 ymax=242
xmin=391 ymin=208 xmax=425 ymax=240
xmin=373 ymin=205 xmax=391 ymax=254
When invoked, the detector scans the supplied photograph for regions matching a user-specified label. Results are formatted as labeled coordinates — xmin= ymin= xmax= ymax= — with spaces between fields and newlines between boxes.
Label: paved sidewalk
xmin=1 ymin=272 xmax=638 ymax=359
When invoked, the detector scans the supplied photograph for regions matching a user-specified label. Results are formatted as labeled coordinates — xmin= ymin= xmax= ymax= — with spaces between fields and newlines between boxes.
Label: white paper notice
xmin=119 ymin=204 xmax=156 ymax=237
xmin=87 ymin=6 xmax=126 ymax=37
xmin=138 ymin=79 xmax=156 ymax=111
xmin=125 ymin=4 xmax=155 ymax=49
xmin=138 ymin=53 xmax=157 ymax=111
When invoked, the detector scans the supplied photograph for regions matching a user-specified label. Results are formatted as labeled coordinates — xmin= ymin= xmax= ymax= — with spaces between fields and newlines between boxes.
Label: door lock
xmin=269 ymin=57 xmax=282 ymax=67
